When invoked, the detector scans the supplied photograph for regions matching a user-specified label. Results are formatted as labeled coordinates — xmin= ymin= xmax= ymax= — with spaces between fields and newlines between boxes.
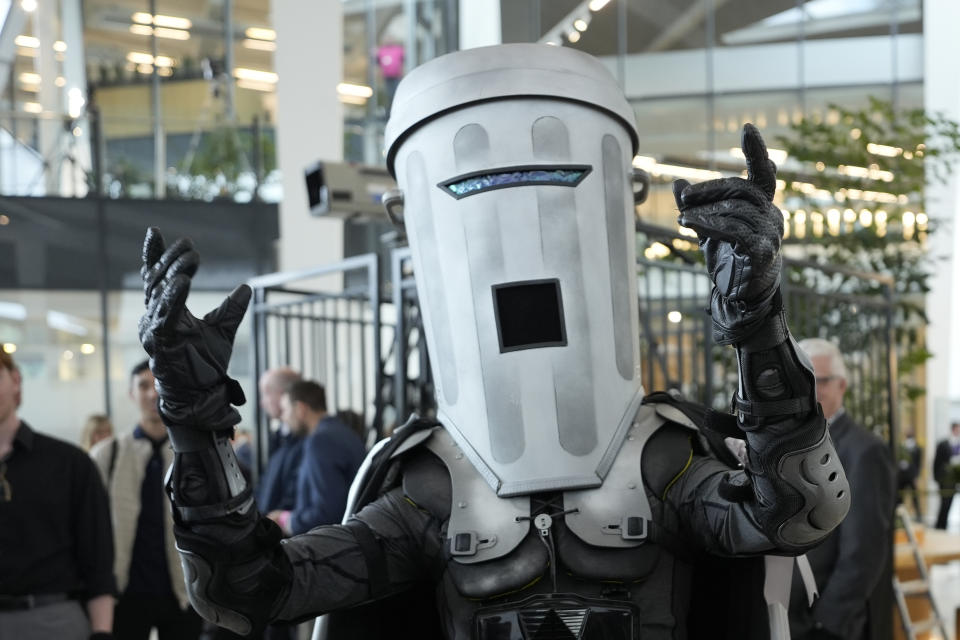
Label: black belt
xmin=0 ymin=593 xmax=71 ymax=611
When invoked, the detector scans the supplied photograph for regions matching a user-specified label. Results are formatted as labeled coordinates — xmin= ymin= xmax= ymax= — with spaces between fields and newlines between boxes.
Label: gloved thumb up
xmin=203 ymin=284 xmax=252 ymax=344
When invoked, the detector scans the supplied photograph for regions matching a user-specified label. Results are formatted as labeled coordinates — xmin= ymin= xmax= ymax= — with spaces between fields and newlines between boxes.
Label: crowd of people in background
xmin=0 ymin=350 xmax=368 ymax=640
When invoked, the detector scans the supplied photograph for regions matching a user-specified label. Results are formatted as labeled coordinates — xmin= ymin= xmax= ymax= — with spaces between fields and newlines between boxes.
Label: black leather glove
xmin=672 ymin=123 xmax=783 ymax=346
xmin=139 ymin=227 xmax=251 ymax=431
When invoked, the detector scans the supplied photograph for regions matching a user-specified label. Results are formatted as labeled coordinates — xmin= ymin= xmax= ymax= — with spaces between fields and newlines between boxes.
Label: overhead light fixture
xmin=68 ymin=88 xmax=85 ymax=118
xmin=0 ymin=215 xmax=9 ymax=226
xmin=837 ymin=164 xmax=894 ymax=182
xmin=23 ymin=102 xmax=41 ymax=113
xmin=0 ymin=302 xmax=26 ymax=320
xmin=588 ymin=0 xmax=611 ymax=11
xmin=643 ymin=242 xmax=671 ymax=260
xmin=53 ymin=40 xmax=66 ymax=52
xmin=14 ymin=35 xmax=39 ymax=48
xmin=338 ymin=94 xmax=368 ymax=105
xmin=729 ymin=146 xmax=788 ymax=165
xmin=46 ymin=310 xmax=89 ymax=336
xmin=236 ymin=79 xmax=275 ymax=92
xmin=667 ymin=311 xmax=683 ymax=324
xmin=337 ymin=82 xmax=373 ymax=98
xmin=63 ymin=350 xmax=74 ymax=360
xmin=573 ymin=18 xmax=589 ymax=32
xmin=234 ymin=67 xmax=278 ymax=83
xmin=19 ymin=72 xmax=40 ymax=84
xmin=127 ymin=51 xmax=154 ymax=65
xmin=567 ymin=30 xmax=581 ymax=43
xmin=154 ymin=14 xmax=191 ymax=29
xmin=127 ymin=51 xmax=175 ymax=67
xmin=633 ymin=155 xmax=724 ymax=182
xmin=20 ymin=0 xmax=36 ymax=12
xmin=131 ymin=12 xmax=191 ymax=29
xmin=243 ymin=38 xmax=277 ymax=52
xmin=866 ymin=142 xmax=902 ymax=157
xmin=80 ymin=343 xmax=96 ymax=355
xmin=2 ymin=343 xmax=16 ymax=354
xmin=128 ymin=24 xmax=190 ymax=40
xmin=155 ymin=27 xmax=190 ymax=40
xmin=245 ymin=27 xmax=276 ymax=41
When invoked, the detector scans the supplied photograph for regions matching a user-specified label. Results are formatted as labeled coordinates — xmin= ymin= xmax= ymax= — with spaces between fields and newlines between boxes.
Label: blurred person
xmin=90 ymin=361 xmax=201 ymax=640
xmin=0 ymin=349 xmax=115 ymax=640
xmin=81 ymin=414 xmax=114 ymax=452
xmin=267 ymin=381 xmax=365 ymax=536
xmin=335 ymin=409 xmax=368 ymax=445
xmin=897 ymin=426 xmax=922 ymax=518
xmin=255 ymin=367 xmax=304 ymax=514
xmin=933 ymin=421 xmax=960 ymax=529
xmin=259 ymin=367 xmax=301 ymax=424
xmin=789 ymin=338 xmax=896 ymax=640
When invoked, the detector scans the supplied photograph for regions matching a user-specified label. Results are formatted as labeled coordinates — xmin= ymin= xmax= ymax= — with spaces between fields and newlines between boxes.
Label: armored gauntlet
xmin=139 ymin=228 xmax=291 ymax=635
xmin=675 ymin=126 xmax=850 ymax=550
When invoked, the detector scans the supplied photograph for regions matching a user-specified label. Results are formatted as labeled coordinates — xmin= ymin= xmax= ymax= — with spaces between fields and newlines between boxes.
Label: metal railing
xmin=247 ymin=254 xmax=382 ymax=477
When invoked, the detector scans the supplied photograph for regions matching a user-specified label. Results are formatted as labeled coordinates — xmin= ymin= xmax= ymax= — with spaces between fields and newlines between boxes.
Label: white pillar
xmin=459 ymin=0 xmax=501 ymax=50
xmin=34 ymin=0 xmax=60 ymax=195
xmin=923 ymin=0 xmax=960 ymax=457
xmin=61 ymin=0 xmax=90 ymax=197
xmin=271 ymin=0 xmax=344 ymax=275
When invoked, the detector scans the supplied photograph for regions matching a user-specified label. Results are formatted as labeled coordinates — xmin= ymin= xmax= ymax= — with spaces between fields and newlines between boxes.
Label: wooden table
xmin=894 ymin=528 xmax=960 ymax=640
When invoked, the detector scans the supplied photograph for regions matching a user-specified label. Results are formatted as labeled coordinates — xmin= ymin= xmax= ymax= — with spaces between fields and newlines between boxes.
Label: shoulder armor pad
xmin=426 ymin=429 xmax=530 ymax=565
xmin=652 ymin=402 xmax=701 ymax=433
xmin=389 ymin=425 xmax=437 ymax=459
xmin=563 ymin=403 xmax=665 ymax=548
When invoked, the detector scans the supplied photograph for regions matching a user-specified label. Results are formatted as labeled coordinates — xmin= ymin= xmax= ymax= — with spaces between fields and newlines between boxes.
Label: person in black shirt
xmin=91 ymin=360 xmax=201 ymax=640
xmin=0 ymin=349 xmax=115 ymax=639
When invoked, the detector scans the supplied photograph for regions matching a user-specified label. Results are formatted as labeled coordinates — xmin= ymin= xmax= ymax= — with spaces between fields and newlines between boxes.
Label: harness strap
xmin=344 ymin=518 xmax=390 ymax=599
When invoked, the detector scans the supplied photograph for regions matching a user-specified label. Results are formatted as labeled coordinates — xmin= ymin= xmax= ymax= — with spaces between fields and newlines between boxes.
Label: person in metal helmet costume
xmin=137 ymin=44 xmax=849 ymax=640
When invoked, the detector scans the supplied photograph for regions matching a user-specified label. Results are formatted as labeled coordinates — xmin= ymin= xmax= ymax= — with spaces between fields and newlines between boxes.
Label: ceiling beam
xmin=646 ymin=0 xmax=733 ymax=52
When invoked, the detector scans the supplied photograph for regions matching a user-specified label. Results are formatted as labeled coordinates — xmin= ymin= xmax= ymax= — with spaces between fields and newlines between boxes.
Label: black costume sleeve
xmin=275 ymin=487 xmax=443 ymax=622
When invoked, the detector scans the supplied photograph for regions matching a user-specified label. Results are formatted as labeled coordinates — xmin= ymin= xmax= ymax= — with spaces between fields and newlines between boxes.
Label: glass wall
xmin=0 ymin=195 xmax=277 ymax=444
xmin=342 ymin=0 xmax=458 ymax=164
xmin=0 ymin=0 xmax=280 ymax=201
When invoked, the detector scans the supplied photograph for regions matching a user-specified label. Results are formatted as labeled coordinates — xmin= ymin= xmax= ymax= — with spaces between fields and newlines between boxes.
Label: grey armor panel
xmin=385 ymin=43 xmax=645 ymax=497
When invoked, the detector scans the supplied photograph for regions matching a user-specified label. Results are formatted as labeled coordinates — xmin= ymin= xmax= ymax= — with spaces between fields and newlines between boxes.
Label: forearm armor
xmin=732 ymin=306 xmax=850 ymax=551
xmin=165 ymin=425 xmax=293 ymax=636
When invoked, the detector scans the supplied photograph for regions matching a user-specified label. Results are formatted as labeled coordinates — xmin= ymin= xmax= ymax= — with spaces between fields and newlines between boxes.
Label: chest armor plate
xmin=427 ymin=403 xmax=669 ymax=564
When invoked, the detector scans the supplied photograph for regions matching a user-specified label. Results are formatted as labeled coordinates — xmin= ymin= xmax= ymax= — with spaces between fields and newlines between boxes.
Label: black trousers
xmin=936 ymin=489 xmax=955 ymax=529
xmin=115 ymin=592 xmax=203 ymax=640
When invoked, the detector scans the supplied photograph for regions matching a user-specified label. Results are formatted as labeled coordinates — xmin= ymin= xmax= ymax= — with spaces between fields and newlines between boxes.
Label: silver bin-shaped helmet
xmin=385 ymin=43 xmax=644 ymax=497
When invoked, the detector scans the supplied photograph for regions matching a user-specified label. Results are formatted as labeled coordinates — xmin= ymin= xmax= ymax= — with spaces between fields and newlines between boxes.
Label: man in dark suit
xmin=789 ymin=338 xmax=896 ymax=640
xmin=933 ymin=422 xmax=960 ymax=529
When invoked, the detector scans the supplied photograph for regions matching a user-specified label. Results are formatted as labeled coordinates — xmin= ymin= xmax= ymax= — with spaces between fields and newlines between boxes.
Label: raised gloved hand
xmin=672 ymin=123 xmax=783 ymax=346
xmin=139 ymin=227 xmax=251 ymax=431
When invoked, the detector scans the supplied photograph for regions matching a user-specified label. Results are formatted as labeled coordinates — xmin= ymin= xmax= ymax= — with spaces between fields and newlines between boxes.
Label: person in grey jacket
xmin=90 ymin=361 xmax=201 ymax=640
xmin=134 ymin=44 xmax=850 ymax=640
xmin=788 ymin=339 xmax=896 ymax=640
